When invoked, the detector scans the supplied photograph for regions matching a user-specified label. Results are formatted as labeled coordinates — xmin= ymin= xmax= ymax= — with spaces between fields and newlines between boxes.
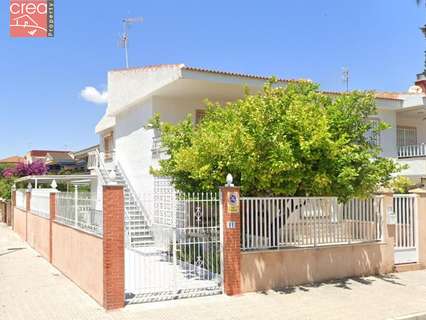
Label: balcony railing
xmin=152 ymin=136 xmax=168 ymax=159
xmin=398 ymin=143 xmax=426 ymax=158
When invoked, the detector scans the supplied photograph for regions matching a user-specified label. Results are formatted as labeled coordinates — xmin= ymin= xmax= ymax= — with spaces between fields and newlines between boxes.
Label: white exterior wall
xmin=114 ymin=99 xmax=155 ymax=196
xmin=376 ymin=109 xmax=398 ymax=158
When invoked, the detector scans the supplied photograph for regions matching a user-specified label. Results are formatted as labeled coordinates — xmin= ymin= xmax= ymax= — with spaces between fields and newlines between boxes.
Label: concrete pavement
xmin=1 ymin=222 xmax=426 ymax=320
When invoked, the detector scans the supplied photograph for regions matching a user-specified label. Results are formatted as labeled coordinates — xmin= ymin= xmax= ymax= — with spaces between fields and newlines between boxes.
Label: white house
xmin=88 ymin=64 xmax=426 ymax=246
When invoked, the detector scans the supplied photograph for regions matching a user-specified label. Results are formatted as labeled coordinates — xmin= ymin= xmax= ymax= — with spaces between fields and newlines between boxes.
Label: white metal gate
xmin=393 ymin=195 xmax=418 ymax=264
xmin=125 ymin=185 xmax=222 ymax=303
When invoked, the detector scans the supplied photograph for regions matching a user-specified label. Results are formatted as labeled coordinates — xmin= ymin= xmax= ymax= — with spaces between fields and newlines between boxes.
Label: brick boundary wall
xmin=25 ymin=191 xmax=31 ymax=241
xmin=220 ymin=186 xmax=241 ymax=295
xmin=102 ymin=185 xmax=125 ymax=310
xmin=49 ymin=193 xmax=56 ymax=263
xmin=9 ymin=187 xmax=127 ymax=310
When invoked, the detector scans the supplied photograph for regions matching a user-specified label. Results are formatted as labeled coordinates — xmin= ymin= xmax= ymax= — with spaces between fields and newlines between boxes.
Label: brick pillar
xmin=220 ymin=186 xmax=241 ymax=295
xmin=6 ymin=201 xmax=11 ymax=226
xmin=11 ymin=190 xmax=16 ymax=208
xmin=25 ymin=191 xmax=31 ymax=241
xmin=103 ymin=185 xmax=125 ymax=310
xmin=49 ymin=192 xmax=57 ymax=263
xmin=11 ymin=191 xmax=16 ymax=229
xmin=380 ymin=189 xmax=393 ymax=243
xmin=409 ymin=189 xmax=426 ymax=268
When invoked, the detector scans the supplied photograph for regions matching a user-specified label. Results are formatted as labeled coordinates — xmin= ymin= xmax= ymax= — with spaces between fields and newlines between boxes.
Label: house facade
xmin=92 ymin=64 xmax=426 ymax=193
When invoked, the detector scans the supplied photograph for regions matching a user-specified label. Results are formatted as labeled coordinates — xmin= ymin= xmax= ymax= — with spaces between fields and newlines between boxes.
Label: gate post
xmin=102 ymin=185 xmax=125 ymax=310
xmin=380 ymin=188 xmax=393 ymax=243
xmin=25 ymin=187 xmax=31 ymax=242
xmin=11 ymin=189 xmax=16 ymax=228
xmin=220 ymin=184 xmax=241 ymax=296
xmin=49 ymin=192 xmax=57 ymax=263
xmin=409 ymin=188 xmax=426 ymax=268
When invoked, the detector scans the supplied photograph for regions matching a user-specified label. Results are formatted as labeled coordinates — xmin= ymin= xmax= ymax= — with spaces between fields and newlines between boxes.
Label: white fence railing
xmin=16 ymin=189 xmax=26 ymax=210
xmin=241 ymin=196 xmax=383 ymax=250
xmin=393 ymin=194 xmax=417 ymax=251
xmin=398 ymin=143 xmax=426 ymax=158
xmin=30 ymin=191 xmax=50 ymax=219
xmin=55 ymin=192 xmax=103 ymax=236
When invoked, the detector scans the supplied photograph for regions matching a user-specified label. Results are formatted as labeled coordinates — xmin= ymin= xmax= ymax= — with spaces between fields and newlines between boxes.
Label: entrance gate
xmin=125 ymin=185 xmax=222 ymax=304
xmin=393 ymin=194 xmax=418 ymax=265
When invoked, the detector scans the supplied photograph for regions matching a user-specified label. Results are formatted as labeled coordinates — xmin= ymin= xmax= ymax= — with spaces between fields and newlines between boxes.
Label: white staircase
xmin=95 ymin=157 xmax=154 ymax=247
xmin=113 ymin=166 xmax=154 ymax=247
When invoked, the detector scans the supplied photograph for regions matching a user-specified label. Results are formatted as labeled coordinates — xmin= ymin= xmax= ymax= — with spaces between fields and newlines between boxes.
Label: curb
xmin=389 ymin=312 xmax=426 ymax=320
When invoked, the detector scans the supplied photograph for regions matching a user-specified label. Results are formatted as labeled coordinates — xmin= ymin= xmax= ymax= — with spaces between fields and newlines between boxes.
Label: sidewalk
xmin=1 ymin=222 xmax=426 ymax=320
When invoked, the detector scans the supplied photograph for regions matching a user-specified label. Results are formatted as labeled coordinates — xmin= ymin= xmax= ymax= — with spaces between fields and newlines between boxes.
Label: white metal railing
xmin=30 ymin=191 xmax=50 ymax=219
xmin=117 ymin=161 xmax=152 ymax=227
xmin=126 ymin=190 xmax=222 ymax=300
xmin=241 ymin=196 xmax=383 ymax=250
xmin=87 ymin=150 xmax=99 ymax=169
xmin=393 ymin=194 xmax=418 ymax=251
xmin=55 ymin=192 xmax=103 ymax=236
xmin=15 ymin=189 xmax=26 ymax=210
xmin=152 ymin=136 xmax=168 ymax=159
xmin=398 ymin=143 xmax=426 ymax=158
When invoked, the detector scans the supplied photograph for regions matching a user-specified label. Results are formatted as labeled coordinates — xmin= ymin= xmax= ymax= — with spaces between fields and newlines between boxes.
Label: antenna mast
xmin=342 ymin=67 xmax=350 ymax=92
xmin=119 ymin=17 xmax=144 ymax=68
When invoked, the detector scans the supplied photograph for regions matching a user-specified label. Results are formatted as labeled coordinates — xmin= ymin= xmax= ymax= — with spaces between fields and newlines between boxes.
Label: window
xmin=365 ymin=118 xmax=380 ymax=147
xmin=103 ymin=132 xmax=113 ymax=161
xmin=397 ymin=126 xmax=417 ymax=147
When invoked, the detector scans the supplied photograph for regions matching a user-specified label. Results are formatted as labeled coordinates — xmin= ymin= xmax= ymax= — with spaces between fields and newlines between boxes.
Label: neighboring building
xmin=24 ymin=150 xmax=71 ymax=164
xmin=89 ymin=64 xmax=426 ymax=200
xmin=0 ymin=156 xmax=24 ymax=166
xmin=72 ymin=145 xmax=99 ymax=173
xmin=44 ymin=151 xmax=79 ymax=172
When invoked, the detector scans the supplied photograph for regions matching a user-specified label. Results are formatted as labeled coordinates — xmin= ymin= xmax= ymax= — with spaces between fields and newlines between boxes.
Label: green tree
xmin=0 ymin=164 xmax=14 ymax=200
xmin=151 ymin=81 xmax=400 ymax=201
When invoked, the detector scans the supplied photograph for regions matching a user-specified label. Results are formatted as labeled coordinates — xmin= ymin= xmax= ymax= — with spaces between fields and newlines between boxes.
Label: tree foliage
xmin=151 ymin=81 xmax=400 ymax=201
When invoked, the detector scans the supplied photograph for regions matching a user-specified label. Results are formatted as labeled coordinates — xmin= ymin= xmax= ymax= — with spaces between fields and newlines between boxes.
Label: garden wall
xmin=240 ymin=241 xmax=394 ymax=293
xmin=52 ymin=222 xmax=104 ymax=305
xmin=26 ymin=212 xmax=50 ymax=260
xmin=13 ymin=207 xmax=27 ymax=240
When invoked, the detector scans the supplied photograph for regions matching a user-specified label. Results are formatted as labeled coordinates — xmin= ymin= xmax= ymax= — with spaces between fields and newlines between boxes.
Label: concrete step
xmin=394 ymin=263 xmax=424 ymax=273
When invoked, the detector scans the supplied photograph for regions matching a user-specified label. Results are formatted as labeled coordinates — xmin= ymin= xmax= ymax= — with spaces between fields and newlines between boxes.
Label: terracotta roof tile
xmin=29 ymin=150 xmax=71 ymax=157
xmin=0 ymin=156 xmax=24 ymax=163
xmin=110 ymin=63 xmax=300 ymax=82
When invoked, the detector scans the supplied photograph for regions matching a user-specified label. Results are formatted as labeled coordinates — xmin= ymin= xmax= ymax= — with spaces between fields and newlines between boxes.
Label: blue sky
xmin=0 ymin=0 xmax=424 ymax=158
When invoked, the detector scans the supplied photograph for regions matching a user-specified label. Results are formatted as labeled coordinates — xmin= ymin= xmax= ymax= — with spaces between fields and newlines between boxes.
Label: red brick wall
xmin=49 ymin=193 xmax=56 ymax=263
xmin=220 ymin=187 xmax=241 ymax=295
xmin=102 ymin=185 xmax=125 ymax=310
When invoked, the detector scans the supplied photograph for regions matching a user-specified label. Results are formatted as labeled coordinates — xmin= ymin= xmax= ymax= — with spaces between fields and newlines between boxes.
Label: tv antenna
xmin=342 ymin=67 xmax=350 ymax=92
xmin=118 ymin=17 xmax=144 ymax=68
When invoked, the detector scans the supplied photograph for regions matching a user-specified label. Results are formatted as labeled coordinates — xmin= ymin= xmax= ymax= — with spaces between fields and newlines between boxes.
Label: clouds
xmin=80 ymin=86 xmax=108 ymax=104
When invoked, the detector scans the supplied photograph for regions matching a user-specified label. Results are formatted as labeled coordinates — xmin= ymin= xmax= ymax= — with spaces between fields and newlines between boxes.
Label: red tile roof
xmin=321 ymin=90 xmax=406 ymax=101
xmin=109 ymin=64 xmax=417 ymax=101
xmin=0 ymin=156 xmax=24 ymax=164
xmin=110 ymin=64 xmax=300 ymax=83
xmin=28 ymin=150 xmax=70 ymax=157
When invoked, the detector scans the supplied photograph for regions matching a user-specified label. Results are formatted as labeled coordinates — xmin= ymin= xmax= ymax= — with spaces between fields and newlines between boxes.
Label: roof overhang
xmin=95 ymin=115 xmax=116 ymax=134
xmin=106 ymin=64 xmax=298 ymax=117
xmin=15 ymin=175 xmax=97 ymax=184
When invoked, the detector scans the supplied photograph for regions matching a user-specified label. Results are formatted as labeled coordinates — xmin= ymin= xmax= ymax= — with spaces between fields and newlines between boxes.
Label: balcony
xmin=398 ymin=144 xmax=426 ymax=158
xmin=151 ymin=136 xmax=168 ymax=160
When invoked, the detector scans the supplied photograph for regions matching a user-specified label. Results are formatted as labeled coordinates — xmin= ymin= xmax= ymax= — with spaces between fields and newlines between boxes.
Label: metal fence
xmin=30 ymin=191 xmax=50 ymax=219
xmin=55 ymin=192 xmax=103 ymax=236
xmin=393 ymin=194 xmax=418 ymax=264
xmin=15 ymin=189 xmax=26 ymax=210
xmin=241 ymin=196 xmax=383 ymax=250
